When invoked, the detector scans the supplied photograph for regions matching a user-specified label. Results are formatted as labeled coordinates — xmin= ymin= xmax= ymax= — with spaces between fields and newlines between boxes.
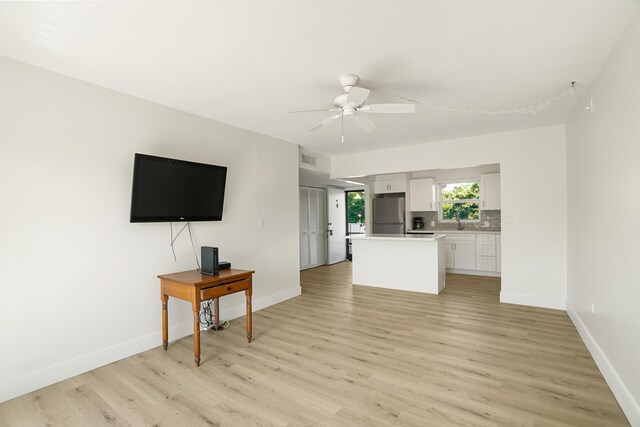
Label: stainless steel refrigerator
xmin=372 ymin=196 xmax=406 ymax=234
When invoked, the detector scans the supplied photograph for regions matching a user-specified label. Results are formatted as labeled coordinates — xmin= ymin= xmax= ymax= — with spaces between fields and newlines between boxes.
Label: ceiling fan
xmin=293 ymin=74 xmax=416 ymax=142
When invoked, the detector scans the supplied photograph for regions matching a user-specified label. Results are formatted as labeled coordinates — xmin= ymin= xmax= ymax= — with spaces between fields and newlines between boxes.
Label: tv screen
xmin=130 ymin=153 xmax=227 ymax=223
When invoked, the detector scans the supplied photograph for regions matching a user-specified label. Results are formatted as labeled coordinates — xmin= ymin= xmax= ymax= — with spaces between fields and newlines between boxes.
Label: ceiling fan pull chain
xmin=341 ymin=112 xmax=345 ymax=143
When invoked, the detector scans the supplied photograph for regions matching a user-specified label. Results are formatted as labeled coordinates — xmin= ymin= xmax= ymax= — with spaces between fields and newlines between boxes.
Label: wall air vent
xmin=301 ymin=153 xmax=317 ymax=167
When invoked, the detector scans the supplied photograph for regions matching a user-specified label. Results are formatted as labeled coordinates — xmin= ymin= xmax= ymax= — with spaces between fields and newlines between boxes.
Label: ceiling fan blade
xmin=352 ymin=112 xmax=378 ymax=134
xmin=291 ymin=108 xmax=341 ymax=113
xmin=360 ymin=103 xmax=416 ymax=113
xmin=309 ymin=113 xmax=342 ymax=131
xmin=346 ymin=87 xmax=370 ymax=106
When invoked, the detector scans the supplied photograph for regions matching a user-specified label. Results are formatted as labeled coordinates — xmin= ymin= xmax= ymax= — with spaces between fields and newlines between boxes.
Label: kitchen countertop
xmin=351 ymin=233 xmax=447 ymax=241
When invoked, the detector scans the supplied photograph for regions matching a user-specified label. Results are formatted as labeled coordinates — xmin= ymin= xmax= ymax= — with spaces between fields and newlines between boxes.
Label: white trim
xmin=567 ymin=303 xmax=639 ymax=426
xmin=447 ymin=268 xmax=501 ymax=277
xmin=500 ymin=291 xmax=566 ymax=310
xmin=0 ymin=286 xmax=301 ymax=404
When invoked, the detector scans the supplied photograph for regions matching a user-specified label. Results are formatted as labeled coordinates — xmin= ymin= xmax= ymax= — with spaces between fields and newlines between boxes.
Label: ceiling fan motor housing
xmin=334 ymin=93 xmax=349 ymax=107
xmin=338 ymin=74 xmax=359 ymax=93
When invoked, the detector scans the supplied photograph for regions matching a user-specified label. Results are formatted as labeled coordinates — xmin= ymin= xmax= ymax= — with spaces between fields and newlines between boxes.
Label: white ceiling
xmin=0 ymin=1 xmax=637 ymax=156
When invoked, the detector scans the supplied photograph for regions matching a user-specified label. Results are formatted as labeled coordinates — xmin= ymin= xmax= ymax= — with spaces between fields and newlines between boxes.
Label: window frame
xmin=345 ymin=190 xmax=366 ymax=235
xmin=438 ymin=178 xmax=481 ymax=223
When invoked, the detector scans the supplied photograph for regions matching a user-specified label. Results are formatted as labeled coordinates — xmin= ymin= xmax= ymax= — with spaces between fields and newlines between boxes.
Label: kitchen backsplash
xmin=413 ymin=210 xmax=501 ymax=232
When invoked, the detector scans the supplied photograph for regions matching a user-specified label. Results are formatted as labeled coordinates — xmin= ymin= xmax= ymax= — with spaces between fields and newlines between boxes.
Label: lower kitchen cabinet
xmin=476 ymin=234 xmax=497 ymax=272
xmin=444 ymin=234 xmax=476 ymax=270
xmin=496 ymin=234 xmax=502 ymax=273
xmin=444 ymin=232 xmax=501 ymax=275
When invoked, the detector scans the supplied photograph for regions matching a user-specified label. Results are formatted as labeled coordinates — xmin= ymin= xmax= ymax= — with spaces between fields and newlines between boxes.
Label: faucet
xmin=455 ymin=212 xmax=463 ymax=230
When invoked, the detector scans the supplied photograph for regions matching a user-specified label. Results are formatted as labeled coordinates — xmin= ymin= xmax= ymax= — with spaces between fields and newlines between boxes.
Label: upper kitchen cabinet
xmin=409 ymin=178 xmax=436 ymax=211
xmin=480 ymin=173 xmax=501 ymax=210
xmin=374 ymin=179 xmax=406 ymax=194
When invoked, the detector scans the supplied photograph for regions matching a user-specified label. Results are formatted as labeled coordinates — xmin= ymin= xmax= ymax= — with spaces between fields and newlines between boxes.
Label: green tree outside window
xmin=347 ymin=191 xmax=365 ymax=223
xmin=441 ymin=182 xmax=480 ymax=220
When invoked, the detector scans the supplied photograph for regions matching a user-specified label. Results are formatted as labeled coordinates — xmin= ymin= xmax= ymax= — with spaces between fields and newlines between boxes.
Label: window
xmin=346 ymin=190 xmax=365 ymax=234
xmin=439 ymin=180 xmax=480 ymax=221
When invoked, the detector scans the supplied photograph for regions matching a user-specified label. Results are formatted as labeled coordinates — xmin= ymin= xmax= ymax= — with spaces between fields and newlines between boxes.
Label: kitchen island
xmin=350 ymin=233 xmax=447 ymax=294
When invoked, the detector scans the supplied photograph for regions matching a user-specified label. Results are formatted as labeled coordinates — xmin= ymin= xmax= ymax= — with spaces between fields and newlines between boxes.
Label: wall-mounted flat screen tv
xmin=130 ymin=153 xmax=227 ymax=223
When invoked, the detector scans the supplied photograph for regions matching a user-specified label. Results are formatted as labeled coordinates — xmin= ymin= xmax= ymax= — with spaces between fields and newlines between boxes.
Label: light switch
xmin=258 ymin=218 xmax=264 ymax=228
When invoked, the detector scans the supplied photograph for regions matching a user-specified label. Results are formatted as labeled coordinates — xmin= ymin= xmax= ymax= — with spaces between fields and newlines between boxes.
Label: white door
xmin=496 ymin=234 xmax=502 ymax=273
xmin=327 ymin=188 xmax=346 ymax=264
xmin=444 ymin=239 xmax=455 ymax=268
xmin=409 ymin=178 xmax=436 ymax=211
xmin=454 ymin=240 xmax=476 ymax=270
xmin=481 ymin=173 xmax=501 ymax=210
xmin=299 ymin=187 xmax=327 ymax=270
xmin=299 ymin=188 xmax=310 ymax=268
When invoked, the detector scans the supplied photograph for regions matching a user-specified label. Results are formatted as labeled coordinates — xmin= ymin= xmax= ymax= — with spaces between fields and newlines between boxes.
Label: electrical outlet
xmin=430 ymin=221 xmax=435 ymax=227
xmin=591 ymin=303 xmax=595 ymax=314
xmin=484 ymin=221 xmax=489 ymax=227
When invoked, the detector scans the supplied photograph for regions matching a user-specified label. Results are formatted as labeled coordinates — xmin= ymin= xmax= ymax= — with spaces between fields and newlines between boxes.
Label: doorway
xmin=346 ymin=190 xmax=365 ymax=261
xmin=299 ymin=186 xmax=327 ymax=270
xmin=327 ymin=188 xmax=347 ymax=265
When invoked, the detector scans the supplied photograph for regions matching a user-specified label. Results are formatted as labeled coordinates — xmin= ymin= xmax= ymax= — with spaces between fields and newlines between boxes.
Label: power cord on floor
xmin=199 ymin=299 xmax=229 ymax=330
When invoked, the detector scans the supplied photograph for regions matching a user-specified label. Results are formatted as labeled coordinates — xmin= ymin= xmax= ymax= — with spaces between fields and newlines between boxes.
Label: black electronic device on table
xmin=201 ymin=246 xmax=219 ymax=276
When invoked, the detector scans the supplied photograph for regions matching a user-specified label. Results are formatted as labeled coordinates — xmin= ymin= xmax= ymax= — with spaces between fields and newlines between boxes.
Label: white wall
xmin=565 ymin=13 xmax=640 ymax=425
xmin=0 ymin=56 xmax=300 ymax=402
xmin=332 ymin=125 xmax=567 ymax=310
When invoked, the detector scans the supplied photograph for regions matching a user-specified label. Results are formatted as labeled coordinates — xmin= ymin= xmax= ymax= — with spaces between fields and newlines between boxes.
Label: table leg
xmin=193 ymin=307 xmax=200 ymax=367
xmin=161 ymin=294 xmax=168 ymax=350
xmin=245 ymin=289 xmax=252 ymax=343
xmin=212 ymin=297 xmax=222 ymax=331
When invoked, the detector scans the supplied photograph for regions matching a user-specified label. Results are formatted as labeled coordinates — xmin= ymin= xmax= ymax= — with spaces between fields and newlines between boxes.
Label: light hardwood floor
xmin=0 ymin=262 xmax=629 ymax=426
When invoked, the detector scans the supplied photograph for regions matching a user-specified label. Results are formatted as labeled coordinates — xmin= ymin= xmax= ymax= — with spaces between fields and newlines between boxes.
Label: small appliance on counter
xmin=412 ymin=217 xmax=425 ymax=230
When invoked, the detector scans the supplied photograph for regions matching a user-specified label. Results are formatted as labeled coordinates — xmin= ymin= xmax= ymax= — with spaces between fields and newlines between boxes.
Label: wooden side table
xmin=157 ymin=268 xmax=254 ymax=366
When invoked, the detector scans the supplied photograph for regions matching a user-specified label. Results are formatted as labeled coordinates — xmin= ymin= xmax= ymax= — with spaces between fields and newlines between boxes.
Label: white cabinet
xmin=409 ymin=178 xmax=436 ymax=211
xmin=445 ymin=241 xmax=455 ymax=268
xmin=496 ymin=234 xmax=501 ymax=273
xmin=300 ymin=187 xmax=326 ymax=270
xmin=476 ymin=234 xmax=497 ymax=272
xmin=480 ymin=173 xmax=501 ymax=210
xmin=444 ymin=234 xmax=476 ymax=270
xmin=454 ymin=239 xmax=476 ymax=270
xmin=375 ymin=179 xmax=406 ymax=194
xmin=444 ymin=232 xmax=501 ymax=274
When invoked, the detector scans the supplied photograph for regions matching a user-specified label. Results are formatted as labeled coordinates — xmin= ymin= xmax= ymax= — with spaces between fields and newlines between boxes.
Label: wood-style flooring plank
xmin=0 ymin=263 xmax=629 ymax=426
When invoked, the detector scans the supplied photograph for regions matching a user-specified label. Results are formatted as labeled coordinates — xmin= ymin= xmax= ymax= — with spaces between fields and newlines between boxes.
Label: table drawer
xmin=201 ymin=278 xmax=250 ymax=300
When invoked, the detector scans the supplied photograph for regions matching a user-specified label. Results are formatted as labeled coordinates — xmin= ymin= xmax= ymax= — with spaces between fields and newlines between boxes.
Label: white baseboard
xmin=0 ymin=286 xmax=301 ymax=404
xmin=447 ymin=268 xmax=501 ymax=277
xmin=567 ymin=303 xmax=639 ymax=426
xmin=500 ymin=291 xmax=566 ymax=310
